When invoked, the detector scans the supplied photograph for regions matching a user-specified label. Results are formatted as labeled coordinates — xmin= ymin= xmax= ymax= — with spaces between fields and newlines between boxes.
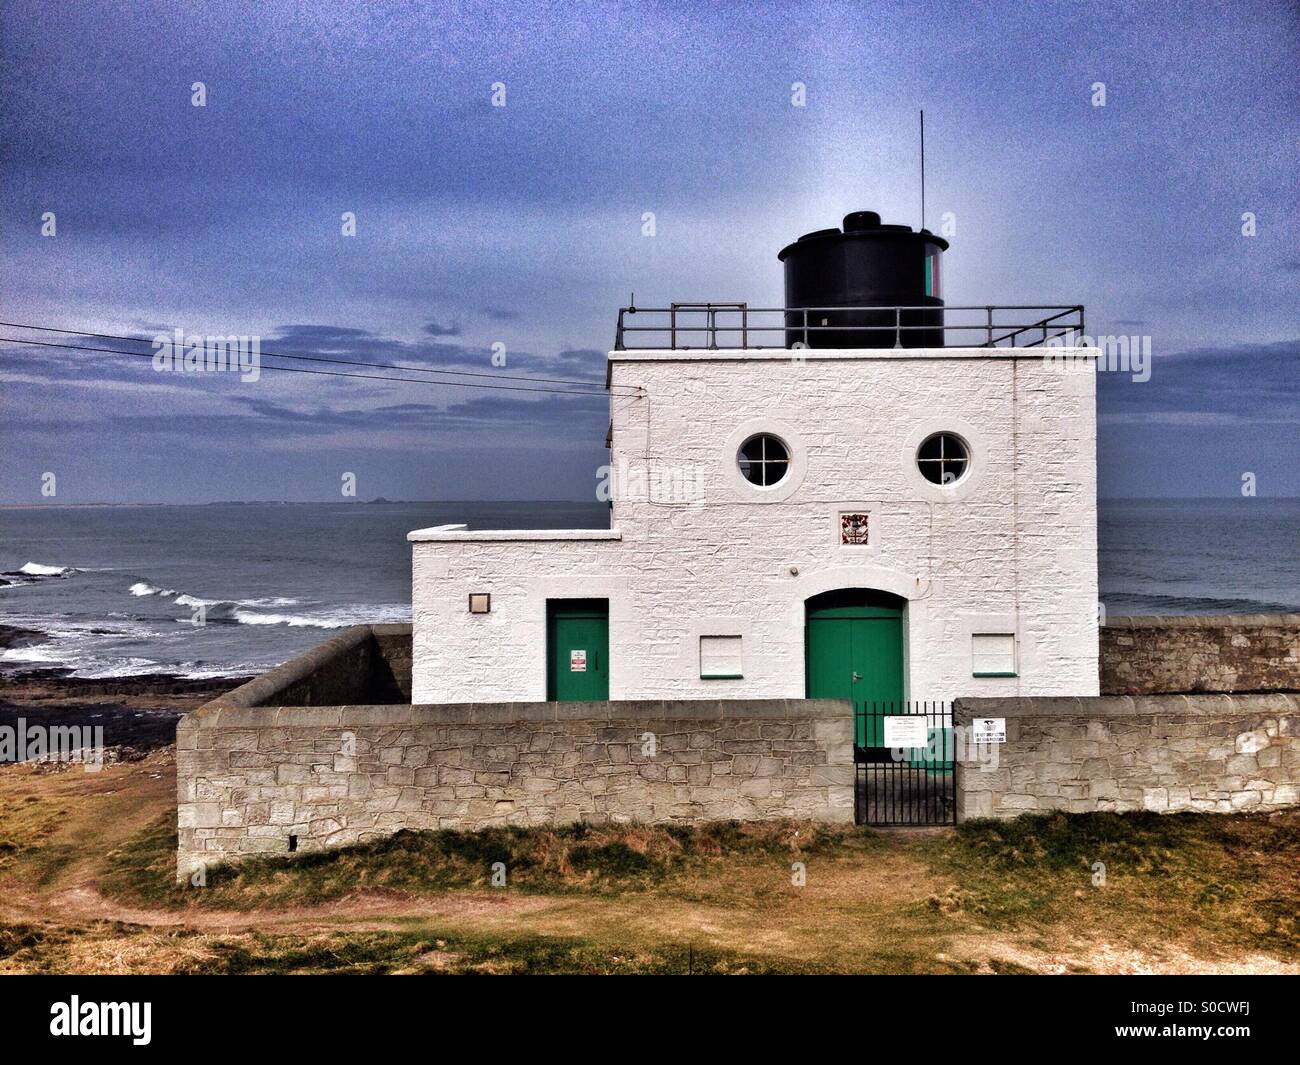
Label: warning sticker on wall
xmin=971 ymin=718 xmax=1007 ymax=744
xmin=569 ymin=649 xmax=587 ymax=672
xmin=883 ymin=716 xmax=929 ymax=749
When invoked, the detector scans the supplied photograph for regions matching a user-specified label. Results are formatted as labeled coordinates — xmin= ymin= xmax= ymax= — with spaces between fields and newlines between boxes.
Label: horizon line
xmin=1 ymin=495 xmax=1297 ymax=510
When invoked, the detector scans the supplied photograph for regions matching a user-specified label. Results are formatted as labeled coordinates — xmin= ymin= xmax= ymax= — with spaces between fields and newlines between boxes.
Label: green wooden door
xmin=805 ymin=590 xmax=904 ymax=746
xmin=547 ymin=599 xmax=609 ymax=701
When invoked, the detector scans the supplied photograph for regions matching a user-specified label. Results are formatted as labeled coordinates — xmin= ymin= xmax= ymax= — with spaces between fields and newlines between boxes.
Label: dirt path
xmin=2 ymin=747 xmax=1297 ymax=975
xmin=0 ymin=751 xmax=556 ymax=932
xmin=0 ymin=751 xmax=970 ymax=970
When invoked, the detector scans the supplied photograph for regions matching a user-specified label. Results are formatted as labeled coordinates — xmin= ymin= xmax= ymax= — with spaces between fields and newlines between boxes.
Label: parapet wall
xmin=954 ymin=693 xmax=1299 ymax=820
xmin=1101 ymin=615 xmax=1300 ymax=695
xmin=212 ymin=623 xmax=412 ymax=709
xmin=176 ymin=694 xmax=854 ymax=880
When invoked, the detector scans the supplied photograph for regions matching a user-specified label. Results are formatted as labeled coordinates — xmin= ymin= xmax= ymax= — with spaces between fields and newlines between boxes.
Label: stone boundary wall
xmin=1101 ymin=615 xmax=1300 ymax=695
xmin=213 ymin=624 xmax=412 ymax=709
xmin=176 ymin=698 xmax=854 ymax=880
xmin=372 ymin=626 xmax=412 ymax=702
xmin=954 ymin=694 xmax=1299 ymax=820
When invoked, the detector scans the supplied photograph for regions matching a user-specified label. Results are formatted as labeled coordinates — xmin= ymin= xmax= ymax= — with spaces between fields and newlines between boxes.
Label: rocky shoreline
xmin=0 ymin=624 xmax=252 ymax=759
xmin=0 ymin=623 xmax=46 ymax=649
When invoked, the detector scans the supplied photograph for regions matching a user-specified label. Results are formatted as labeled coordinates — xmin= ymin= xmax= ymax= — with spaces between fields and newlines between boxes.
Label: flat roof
xmin=408 ymin=526 xmax=621 ymax=543
xmin=607 ymin=346 xmax=1100 ymax=363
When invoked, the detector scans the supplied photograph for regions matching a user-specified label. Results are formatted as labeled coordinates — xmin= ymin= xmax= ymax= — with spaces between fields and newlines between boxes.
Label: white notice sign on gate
xmin=570 ymin=649 xmax=587 ymax=672
xmin=971 ymin=718 xmax=1007 ymax=744
xmin=882 ymin=716 xmax=929 ymax=749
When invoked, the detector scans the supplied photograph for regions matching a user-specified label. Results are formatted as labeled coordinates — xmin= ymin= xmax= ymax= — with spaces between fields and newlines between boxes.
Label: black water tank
xmin=778 ymin=211 xmax=949 ymax=348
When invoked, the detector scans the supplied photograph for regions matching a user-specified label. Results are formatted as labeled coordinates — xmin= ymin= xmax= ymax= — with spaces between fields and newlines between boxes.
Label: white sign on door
xmin=883 ymin=716 xmax=929 ymax=749
xmin=971 ymin=718 xmax=1007 ymax=744
xmin=569 ymin=649 xmax=587 ymax=673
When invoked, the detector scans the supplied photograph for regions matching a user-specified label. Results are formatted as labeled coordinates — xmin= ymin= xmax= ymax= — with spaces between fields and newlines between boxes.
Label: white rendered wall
xmin=410 ymin=348 xmax=1100 ymax=704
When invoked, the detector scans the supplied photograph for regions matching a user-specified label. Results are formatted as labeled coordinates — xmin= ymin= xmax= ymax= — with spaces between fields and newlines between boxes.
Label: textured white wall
xmin=411 ymin=348 xmax=1100 ymax=704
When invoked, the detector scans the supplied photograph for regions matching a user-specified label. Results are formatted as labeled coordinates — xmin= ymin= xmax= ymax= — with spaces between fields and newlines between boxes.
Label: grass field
xmin=1 ymin=749 xmax=1297 ymax=974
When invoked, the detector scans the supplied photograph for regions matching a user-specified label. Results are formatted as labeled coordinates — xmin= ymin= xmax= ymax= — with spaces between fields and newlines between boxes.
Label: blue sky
xmin=0 ymin=0 xmax=1296 ymax=503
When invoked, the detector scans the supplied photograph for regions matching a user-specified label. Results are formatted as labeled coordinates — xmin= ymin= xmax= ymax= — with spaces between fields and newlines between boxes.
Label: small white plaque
xmin=971 ymin=717 xmax=1007 ymax=744
xmin=883 ymin=716 xmax=929 ymax=749
xmin=569 ymin=649 xmax=587 ymax=673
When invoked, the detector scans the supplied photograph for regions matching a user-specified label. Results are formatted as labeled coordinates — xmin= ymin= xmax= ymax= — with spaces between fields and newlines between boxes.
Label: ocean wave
xmin=128 ymin=578 xmax=300 ymax=612
xmin=229 ymin=609 xmax=333 ymax=627
xmin=1 ymin=562 xmax=78 ymax=587
xmin=0 ymin=647 xmax=250 ymax=680
xmin=0 ymin=611 xmax=243 ymax=679
xmin=0 ymin=596 xmax=404 ymax=677
xmin=121 ymin=572 xmax=402 ymax=630
xmin=168 ymin=663 xmax=263 ymax=680
xmin=66 ymin=657 xmax=260 ymax=680
xmin=0 ymin=614 xmax=164 ymax=642
xmin=0 ymin=644 xmax=64 ymax=664
xmin=54 ymin=656 xmax=162 ymax=679
xmin=0 ymin=618 xmax=261 ymax=678
xmin=122 ymin=576 xmax=388 ymax=628
xmin=173 ymin=593 xmax=300 ymax=609
xmin=229 ymin=604 xmax=410 ymax=628
xmin=18 ymin=562 xmax=75 ymax=576
xmin=129 ymin=581 xmax=177 ymax=597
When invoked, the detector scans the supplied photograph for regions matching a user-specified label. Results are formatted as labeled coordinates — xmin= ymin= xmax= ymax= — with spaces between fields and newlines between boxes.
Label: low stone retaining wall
xmin=175 ymin=616 xmax=1300 ymax=873
xmin=954 ymin=693 xmax=1299 ymax=819
xmin=1101 ymin=615 xmax=1300 ymax=695
xmin=176 ymin=695 xmax=854 ymax=879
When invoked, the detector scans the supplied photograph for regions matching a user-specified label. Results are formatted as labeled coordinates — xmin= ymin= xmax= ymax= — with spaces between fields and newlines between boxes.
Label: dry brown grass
xmin=1 ymin=749 xmax=1296 ymax=975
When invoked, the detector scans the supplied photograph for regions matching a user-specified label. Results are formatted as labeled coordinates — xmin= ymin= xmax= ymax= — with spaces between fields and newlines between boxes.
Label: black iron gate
xmin=854 ymin=702 xmax=955 ymax=826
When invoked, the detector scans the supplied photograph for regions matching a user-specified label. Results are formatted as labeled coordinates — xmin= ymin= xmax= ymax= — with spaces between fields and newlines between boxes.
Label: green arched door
xmin=804 ymin=589 xmax=905 ymax=747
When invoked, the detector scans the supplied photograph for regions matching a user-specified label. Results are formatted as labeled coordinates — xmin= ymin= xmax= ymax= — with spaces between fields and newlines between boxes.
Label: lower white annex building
xmin=409 ymin=212 xmax=1100 ymax=709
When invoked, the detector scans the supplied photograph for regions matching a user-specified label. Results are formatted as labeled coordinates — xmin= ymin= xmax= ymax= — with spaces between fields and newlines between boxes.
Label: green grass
xmin=101 ymin=814 xmax=878 ymax=911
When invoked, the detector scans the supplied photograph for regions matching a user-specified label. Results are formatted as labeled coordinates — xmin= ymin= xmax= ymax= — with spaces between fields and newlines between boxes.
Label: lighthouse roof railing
xmin=613 ymin=303 xmax=1085 ymax=351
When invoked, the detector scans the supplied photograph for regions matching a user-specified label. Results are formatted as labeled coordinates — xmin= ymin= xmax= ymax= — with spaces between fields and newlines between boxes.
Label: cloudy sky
xmin=0 ymin=0 xmax=1296 ymax=503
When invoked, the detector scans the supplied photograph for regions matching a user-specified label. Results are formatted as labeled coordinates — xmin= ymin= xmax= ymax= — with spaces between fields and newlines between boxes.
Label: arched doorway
xmin=804 ymin=589 xmax=905 ymax=747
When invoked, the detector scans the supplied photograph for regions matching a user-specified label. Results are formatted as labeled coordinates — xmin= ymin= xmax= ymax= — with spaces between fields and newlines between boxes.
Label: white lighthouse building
xmin=409 ymin=212 xmax=1099 ymax=710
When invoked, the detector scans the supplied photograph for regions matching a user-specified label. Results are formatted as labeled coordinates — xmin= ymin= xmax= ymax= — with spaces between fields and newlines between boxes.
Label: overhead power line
xmin=0 ymin=319 xmax=621 ymax=390
xmin=0 ymin=335 xmax=620 ymax=398
xmin=0 ymin=321 xmax=634 ymax=395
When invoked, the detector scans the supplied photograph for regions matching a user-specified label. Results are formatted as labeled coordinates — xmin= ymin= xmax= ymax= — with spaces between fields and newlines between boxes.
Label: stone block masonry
xmin=1101 ymin=615 xmax=1300 ymax=695
xmin=176 ymin=697 xmax=854 ymax=880
xmin=954 ymin=694 xmax=1300 ymax=820
xmin=176 ymin=617 xmax=1300 ymax=874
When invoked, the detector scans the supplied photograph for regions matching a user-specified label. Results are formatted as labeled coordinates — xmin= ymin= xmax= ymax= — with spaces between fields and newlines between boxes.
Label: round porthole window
xmin=916 ymin=432 xmax=970 ymax=485
xmin=738 ymin=433 xmax=790 ymax=487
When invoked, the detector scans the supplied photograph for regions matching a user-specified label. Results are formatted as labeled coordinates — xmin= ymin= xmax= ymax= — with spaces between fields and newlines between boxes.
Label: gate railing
xmin=854 ymin=701 xmax=955 ymax=826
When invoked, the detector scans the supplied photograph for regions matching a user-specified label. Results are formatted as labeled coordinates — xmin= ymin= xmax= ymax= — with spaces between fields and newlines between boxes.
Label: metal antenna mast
xmin=920 ymin=109 xmax=926 ymax=231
